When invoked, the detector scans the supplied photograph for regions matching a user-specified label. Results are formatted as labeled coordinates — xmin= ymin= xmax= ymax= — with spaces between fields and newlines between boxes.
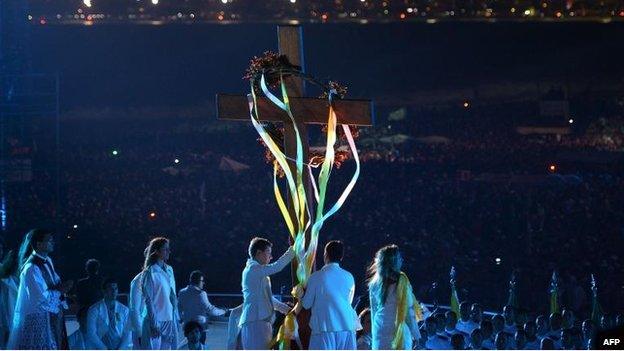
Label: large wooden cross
xmin=216 ymin=25 xmax=373 ymax=349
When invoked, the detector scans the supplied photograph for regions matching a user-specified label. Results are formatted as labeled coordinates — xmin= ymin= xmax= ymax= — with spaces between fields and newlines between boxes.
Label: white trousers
xmin=141 ymin=320 xmax=178 ymax=350
xmin=241 ymin=320 xmax=272 ymax=350
xmin=309 ymin=331 xmax=357 ymax=350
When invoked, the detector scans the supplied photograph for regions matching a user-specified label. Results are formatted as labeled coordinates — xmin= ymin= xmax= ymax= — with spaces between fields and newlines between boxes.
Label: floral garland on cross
xmin=244 ymin=51 xmax=359 ymax=177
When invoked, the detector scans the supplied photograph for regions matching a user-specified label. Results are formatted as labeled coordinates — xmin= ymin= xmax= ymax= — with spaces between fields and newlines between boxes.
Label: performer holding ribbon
xmin=245 ymin=52 xmax=364 ymax=349
xmin=367 ymin=245 xmax=422 ymax=350
xmin=239 ymin=237 xmax=294 ymax=350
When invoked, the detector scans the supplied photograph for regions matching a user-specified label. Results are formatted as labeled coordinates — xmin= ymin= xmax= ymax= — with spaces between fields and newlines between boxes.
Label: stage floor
xmin=205 ymin=321 xmax=229 ymax=349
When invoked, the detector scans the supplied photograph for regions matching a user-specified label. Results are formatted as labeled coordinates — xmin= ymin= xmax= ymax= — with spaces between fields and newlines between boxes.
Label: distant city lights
xmin=73 ymin=224 xmax=79 ymax=229
xmin=23 ymin=1 xmax=624 ymax=24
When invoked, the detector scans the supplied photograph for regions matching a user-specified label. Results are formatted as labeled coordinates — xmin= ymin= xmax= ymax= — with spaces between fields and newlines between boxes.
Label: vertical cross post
xmin=277 ymin=25 xmax=314 ymax=349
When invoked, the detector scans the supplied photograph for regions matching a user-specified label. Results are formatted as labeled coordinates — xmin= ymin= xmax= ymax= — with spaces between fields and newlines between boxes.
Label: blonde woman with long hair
xmin=367 ymin=245 xmax=421 ymax=350
xmin=140 ymin=237 xmax=179 ymax=349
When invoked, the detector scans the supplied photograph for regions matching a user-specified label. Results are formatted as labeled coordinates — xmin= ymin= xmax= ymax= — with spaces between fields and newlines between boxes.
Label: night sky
xmin=29 ymin=22 xmax=624 ymax=110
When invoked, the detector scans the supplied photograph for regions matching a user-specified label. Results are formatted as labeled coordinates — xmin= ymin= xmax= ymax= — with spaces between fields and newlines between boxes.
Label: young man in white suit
xmin=86 ymin=278 xmax=132 ymax=350
xmin=294 ymin=240 xmax=359 ymax=350
xmin=239 ymin=237 xmax=294 ymax=350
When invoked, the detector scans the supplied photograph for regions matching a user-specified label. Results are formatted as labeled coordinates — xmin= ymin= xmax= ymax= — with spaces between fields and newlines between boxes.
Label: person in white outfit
xmin=367 ymin=245 xmax=421 ymax=350
xmin=129 ymin=271 xmax=145 ymax=349
xmin=239 ymin=237 xmax=294 ymax=350
xmin=140 ymin=237 xmax=179 ymax=350
xmin=294 ymin=240 xmax=359 ymax=350
xmin=8 ymin=229 xmax=73 ymax=350
xmin=86 ymin=277 xmax=132 ymax=349
xmin=0 ymin=249 xmax=19 ymax=349
xmin=178 ymin=270 xmax=227 ymax=329
xmin=226 ymin=304 xmax=243 ymax=350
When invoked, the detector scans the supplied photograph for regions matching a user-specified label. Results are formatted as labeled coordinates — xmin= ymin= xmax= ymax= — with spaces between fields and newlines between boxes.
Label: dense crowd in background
xmin=1 ymin=96 xmax=623 ymax=342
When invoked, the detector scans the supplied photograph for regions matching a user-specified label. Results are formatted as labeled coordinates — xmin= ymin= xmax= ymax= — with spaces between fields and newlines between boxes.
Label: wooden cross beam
xmin=217 ymin=94 xmax=374 ymax=126
xmin=216 ymin=25 xmax=373 ymax=349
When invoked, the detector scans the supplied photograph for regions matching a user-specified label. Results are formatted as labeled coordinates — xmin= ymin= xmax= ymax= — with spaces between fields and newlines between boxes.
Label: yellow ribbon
xmin=391 ymin=272 xmax=423 ymax=349
xmin=250 ymin=75 xmax=361 ymax=349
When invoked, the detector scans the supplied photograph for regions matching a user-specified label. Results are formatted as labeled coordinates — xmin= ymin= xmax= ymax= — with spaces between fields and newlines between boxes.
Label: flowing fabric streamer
xmin=249 ymin=74 xmax=361 ymax=349
xmin=391 ymin=272 xmax=423 ymax=349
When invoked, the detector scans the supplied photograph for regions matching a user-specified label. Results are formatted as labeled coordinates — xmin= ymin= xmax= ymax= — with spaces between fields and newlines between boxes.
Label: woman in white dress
xmin=140 ymin=237 xmax=180 ymax=350
xmin=8 ymin=229 xmax=73 ymax=350
xmin=367 ymin=245 xmax=421 ymax=350
xmin=0 ymin=249 xmax=19 ymax=348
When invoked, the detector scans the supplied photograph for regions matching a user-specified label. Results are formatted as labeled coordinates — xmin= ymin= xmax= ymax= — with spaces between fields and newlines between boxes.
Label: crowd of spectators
xmin=1 ymin=99 xmax=623 ymax=329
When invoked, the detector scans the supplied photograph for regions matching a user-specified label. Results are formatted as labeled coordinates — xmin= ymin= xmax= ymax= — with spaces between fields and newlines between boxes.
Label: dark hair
xmin=184 ymin=321 xmax=202 ymax=336
xmin=471 ymin=328 xmax=483 ymax=338
xmin=451 ymin=333 xmax=465 ymax=350
xmin=324 ymin=240 xmax=344 ymax=262
xmin=550 ymin=312 xmax=562 ymax=328
xmin=190 ymin=270 xmax=204 ymax=285
xmin=85 ymin=258 xmax=100 ymax=275
xmin=494 ymin=331 xmax=507 ymax=349
xmin=581 ymin=319 xmax=593 ymax=328
xmin=143 ymin=237 xmax=169 ymax=270
xmin=0 ymin=249 xmax=18 ymax=279
xmin=101 ymin=277 xmax=118 ymax=290
xmin=248 ymin=237 xmax=271 ymax=258
xmin=367 ymin=244 xmax=402 ymax=305
xmin=18 ymin=229 xmax=53 ymax=270
xmin=540 ymin=337 xmax=555 ymax=350
xmin=446 ymin=310 xmax=457 ymax=320
xmin=480 ymin=320 xmax=493 ymax=334
xmin=492 ymin=314 xmax=504 ymax=325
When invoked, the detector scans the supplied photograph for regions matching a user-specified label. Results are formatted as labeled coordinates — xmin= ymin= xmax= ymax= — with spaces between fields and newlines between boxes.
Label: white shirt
xmin=425 ymin=335 xmax=451 ymax=350
xmin=142 ymin=263 xmax=177 ymax=322
xmin=128 ymin=272 xmax=145 ymax=334
xmin=456 ymin=319 xmax=478 ymax=335
xmin=178 ymin=285 xmax=226 ymax=326
xmin=301 ymin=262 xmax=358 ymax=334
xmin=86 ymin=299 xmax=131 ymax=350
xmin=239 ymin=247 xmax=294 ymax=326
xmin=177 ymin=341 xmax=207 ymax=350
